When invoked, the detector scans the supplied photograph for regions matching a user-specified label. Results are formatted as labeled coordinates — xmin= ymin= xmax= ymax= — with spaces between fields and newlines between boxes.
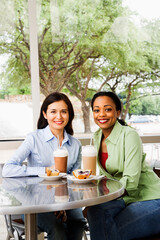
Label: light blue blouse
xmin=2 ymin=125 xmax=82 ymax=177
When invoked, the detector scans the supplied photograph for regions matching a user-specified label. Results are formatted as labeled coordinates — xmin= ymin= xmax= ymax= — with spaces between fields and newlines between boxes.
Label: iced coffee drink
xmin=82 ymin=145 xmax=97 ymax=175
xmin=54 ymin=147 xmax=68 ymax=173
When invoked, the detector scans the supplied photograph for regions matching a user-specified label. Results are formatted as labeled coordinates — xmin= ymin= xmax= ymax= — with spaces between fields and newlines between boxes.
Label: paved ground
xmin=0 ymin=215 xmax=8 ymax=239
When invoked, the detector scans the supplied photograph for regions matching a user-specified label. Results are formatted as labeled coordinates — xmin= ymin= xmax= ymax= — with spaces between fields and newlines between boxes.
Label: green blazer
xmin=93 ymin=121 xmax=160 ymax=204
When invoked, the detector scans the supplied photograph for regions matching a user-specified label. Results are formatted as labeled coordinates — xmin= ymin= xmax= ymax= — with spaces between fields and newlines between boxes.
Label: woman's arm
xmin=2 ymin=134 xmax=45 ymax=177
xmin=120 ymin=130 xmax=143 ymax=192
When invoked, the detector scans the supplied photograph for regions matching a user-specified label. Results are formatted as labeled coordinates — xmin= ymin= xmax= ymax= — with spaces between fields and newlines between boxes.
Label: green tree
xmin=66 ymin=58 xmax=98 ymax=132
xmin=1 ymin=0 xmax=160 ymax=133
xmin=66 ymin=18 xmax=160 ymax=130
xmin=0 ymin=0 xmax=124 ymax=97
xmin=0 ymin=0 xmax=30 ymax=94
xmin=0 ymin=0 xmax=125 ymax=133
xmin=140 ymin=96 xmax=160 ymax=115
xmin=98 ymin=17 xmax=160 ymax=120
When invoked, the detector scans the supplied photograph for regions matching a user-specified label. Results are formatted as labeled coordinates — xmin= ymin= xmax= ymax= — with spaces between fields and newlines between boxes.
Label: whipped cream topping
xmin=53 ymin=147 xmax=68 ymax=157
xmin=82 ymin=145 xmax=97 ymax=157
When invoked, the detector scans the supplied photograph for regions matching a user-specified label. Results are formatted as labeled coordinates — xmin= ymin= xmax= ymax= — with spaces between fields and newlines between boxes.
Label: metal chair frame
xmin=4 ymin=214 xmax=90 ymax=240
xmin=4 ymin=215 xmax=25 ymax=240
xmin=4 ymin=214 xmax=47 ymax=240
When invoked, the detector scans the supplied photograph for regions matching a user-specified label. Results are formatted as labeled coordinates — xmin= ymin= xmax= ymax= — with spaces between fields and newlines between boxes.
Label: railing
xmin=0 ymin=135 xmax=160 ymax=165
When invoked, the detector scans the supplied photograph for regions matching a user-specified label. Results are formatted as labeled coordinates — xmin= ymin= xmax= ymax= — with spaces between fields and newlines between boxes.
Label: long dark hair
xmin=37 ymin=92 xmax=74 ymax=135
xmin=91 ymin=91 xmax=127 ymax=126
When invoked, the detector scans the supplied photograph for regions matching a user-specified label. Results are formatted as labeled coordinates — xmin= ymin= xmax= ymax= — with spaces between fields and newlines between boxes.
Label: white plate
xmin=38 ymin=173 xmax=67 ymax=181
xmin=67 ymin=175 xmax=104 ymax=184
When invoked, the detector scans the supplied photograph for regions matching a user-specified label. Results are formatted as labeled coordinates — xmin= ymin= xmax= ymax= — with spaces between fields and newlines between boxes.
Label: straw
xmin=90 ymin=135 xmax=93 ymax=145
xmin=57 ymin=135 xmax=60 ymax=149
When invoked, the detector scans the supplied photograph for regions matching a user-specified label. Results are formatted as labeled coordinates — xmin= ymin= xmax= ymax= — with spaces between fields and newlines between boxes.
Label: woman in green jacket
xmin=87 ymin=91 xmax=160 ymax=240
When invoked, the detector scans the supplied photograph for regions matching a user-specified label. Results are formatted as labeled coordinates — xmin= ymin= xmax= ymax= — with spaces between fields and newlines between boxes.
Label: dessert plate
xmin=38 ymin=173 xmax=67 ymax=181
xmin=67 ymin=175 xmax=104 ymax=184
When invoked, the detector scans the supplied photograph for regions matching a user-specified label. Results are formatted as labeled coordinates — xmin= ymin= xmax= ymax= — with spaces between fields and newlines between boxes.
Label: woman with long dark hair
xmin=37 ymin=92 xmax=74 ymax=134
xmin=86 ymin=91 xmax=160 ymax=240
xmin=3 ymin=92 xmax=86 ymax=240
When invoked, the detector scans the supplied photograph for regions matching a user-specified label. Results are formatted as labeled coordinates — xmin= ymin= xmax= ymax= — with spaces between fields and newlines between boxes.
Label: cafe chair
xmin=83 ymin=222 xmax=90 ymax=240
xmin=83 ymin=225 xmax=90 ymax=240
xmin=153 ymin=160 xmax=160 ymax=178
xmin=4 ymin=214 xmax=46 ymax=240
xmin=4 ymin=214 xmax=25 ymax=240
xmin=4 ymin=214 xmax=90 ymax=240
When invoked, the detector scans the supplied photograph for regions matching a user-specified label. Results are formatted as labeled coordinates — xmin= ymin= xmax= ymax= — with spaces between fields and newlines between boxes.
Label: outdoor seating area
xmin=0 ymin=139 xmax=160 ymax=239
xmin=1 ymin=0 xmax=160 ymax=239
xmin=0 ymin=166 xmax=125 ymax=240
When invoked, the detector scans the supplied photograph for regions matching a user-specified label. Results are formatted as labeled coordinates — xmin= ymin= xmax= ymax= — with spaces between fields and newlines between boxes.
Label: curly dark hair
xmin=37 ymin=92 xmax=74 ymax=135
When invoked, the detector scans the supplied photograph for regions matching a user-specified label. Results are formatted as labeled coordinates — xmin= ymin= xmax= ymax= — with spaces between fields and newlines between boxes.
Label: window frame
xmin=28 ymin=0 xmax=40 ymax=130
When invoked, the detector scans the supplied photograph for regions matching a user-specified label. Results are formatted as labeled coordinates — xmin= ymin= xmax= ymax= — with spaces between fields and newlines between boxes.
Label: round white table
xmin=0 ymin=176 xmax=124 ymax=240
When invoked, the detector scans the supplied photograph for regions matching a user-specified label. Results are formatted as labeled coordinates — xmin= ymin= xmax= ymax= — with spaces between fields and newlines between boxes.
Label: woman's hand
xmin=54 ymin=211 xmax=67 ymax=222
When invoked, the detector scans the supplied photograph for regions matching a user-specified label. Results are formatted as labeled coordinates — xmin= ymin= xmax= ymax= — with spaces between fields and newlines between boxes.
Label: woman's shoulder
xmin=25 ymin=129 xmax=45 ymax=141
xmin=67 ymin=134 xmax=81 ymax=146
xmin=120 ymin=124 xmax=142 ymax=145
xmin=26 ymin=129 xmax=43 ymax=137
xmin=94 ymin=128 xmax=102 ymax=136
xmin=122 ymin=124 xmax=140 ymax=136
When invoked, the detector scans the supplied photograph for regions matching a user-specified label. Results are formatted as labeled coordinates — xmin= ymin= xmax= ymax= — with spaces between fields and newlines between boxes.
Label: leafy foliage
xmin=128 ymin=96 xmax=160 ymax=116
xmin=0 ymin=0 xmax=160 ymax=132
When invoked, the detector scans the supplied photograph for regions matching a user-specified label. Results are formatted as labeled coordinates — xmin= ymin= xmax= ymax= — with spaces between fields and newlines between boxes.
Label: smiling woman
xmin=2 ymin=91 xmax=86 ymax=240
xmin=92 ymin=95 xmax=121 ymax=138
xmin=37 ymin=92 xmax=74 ymax=136
xmin=42 ymin=100 xmax=69 ymax=144
xmin=86 ymin=91 xmax=160 ymax=240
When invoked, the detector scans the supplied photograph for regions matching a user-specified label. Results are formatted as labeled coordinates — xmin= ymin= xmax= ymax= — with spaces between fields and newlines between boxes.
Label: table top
xmin=0 ymin=175 xmax=124 ymax=215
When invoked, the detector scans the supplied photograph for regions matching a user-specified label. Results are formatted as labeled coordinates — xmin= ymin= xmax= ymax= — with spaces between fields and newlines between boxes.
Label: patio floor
xmin=0 ymin=214 xmax=8 ymax=240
